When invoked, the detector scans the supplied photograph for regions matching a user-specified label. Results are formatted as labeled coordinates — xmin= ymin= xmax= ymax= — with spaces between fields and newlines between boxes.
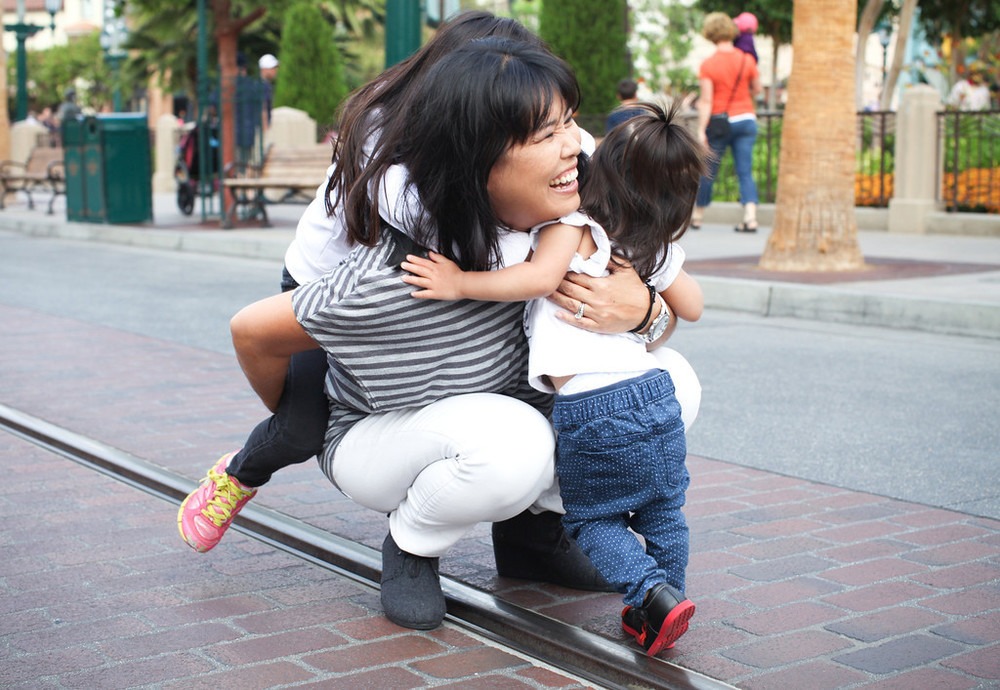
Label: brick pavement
xmin=0 ymin=434 xmax=595 ymax=688
xmin=2 ymin=300 xmax=999 ymax=688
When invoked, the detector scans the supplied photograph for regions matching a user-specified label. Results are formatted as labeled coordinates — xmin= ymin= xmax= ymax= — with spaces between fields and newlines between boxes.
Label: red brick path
xmin=2 ymin=302 xmax=998 ymax=688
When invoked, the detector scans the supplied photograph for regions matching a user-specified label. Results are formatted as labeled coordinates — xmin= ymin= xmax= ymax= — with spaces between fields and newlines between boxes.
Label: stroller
xmin=174 ymin=120 xmax=220 ymax=215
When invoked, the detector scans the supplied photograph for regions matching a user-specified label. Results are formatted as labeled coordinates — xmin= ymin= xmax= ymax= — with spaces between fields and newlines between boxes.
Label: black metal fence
xmin=703 ymin=110 xmax=897 ymax=209
xmin=937 ymin=109 xmax=1000 ymax=213
xmin=855 ymin=110 xmax=895 ymax=208
xmin=684 ymin=107 xmax=999 ymax=214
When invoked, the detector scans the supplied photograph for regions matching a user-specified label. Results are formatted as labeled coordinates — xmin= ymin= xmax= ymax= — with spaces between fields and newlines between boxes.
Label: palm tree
xmin=760 ymin=0 xmax=865 ymax=271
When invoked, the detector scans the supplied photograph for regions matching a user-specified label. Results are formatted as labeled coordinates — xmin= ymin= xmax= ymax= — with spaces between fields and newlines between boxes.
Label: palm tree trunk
xmin=760 ymin=0 xmax=865 ymax=271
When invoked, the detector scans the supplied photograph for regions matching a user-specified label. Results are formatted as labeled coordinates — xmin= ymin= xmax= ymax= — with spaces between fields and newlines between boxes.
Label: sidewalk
xmin=2 ymin=193 xmax=1000 ymax=339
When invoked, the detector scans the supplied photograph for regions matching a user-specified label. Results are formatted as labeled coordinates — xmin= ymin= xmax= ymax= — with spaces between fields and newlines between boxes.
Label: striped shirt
xmin=292 ymin=226 xmax=552 ymax=476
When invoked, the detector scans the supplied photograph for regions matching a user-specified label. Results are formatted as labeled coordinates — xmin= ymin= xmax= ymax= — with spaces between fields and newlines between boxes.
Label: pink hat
xmin=734 ymin=12 xmax=758 ymax=34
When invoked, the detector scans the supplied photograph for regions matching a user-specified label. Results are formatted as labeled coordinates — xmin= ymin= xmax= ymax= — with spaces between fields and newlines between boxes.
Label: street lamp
xmin=45 ymin=0 xmax=61 ymax=33
xmin=877 ymin=25 xmax=891 ymax=105
xmin=100 ymin=2 xmax=128 ymax=112
xmin=4 ymin=0 xmax=62 ymax=121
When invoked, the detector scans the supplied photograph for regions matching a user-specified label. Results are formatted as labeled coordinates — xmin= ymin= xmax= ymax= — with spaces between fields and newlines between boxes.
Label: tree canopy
xmin=8 ymin=32 xmax=114 ymax=113
xmin=539 ymin=0 xmax=630 ymax=117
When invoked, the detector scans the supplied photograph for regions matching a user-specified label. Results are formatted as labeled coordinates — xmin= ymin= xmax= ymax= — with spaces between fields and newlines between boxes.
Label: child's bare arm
xmin=401 ymin=223 xmax=584 ymax=301
xmin=662 ymin=269 xmax=703 ymax=322
xmin=643 ymin=270 xmax=702 ymax=350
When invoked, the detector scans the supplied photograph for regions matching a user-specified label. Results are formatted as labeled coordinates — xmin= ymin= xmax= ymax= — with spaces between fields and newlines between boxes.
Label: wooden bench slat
xmin=222 ymin=143 xmax=333 ymax=228
xmin=0 ymin=146 xmax=65 ymax=214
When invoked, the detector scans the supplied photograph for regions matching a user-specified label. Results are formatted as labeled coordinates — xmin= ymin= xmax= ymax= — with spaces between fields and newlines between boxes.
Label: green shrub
xmin=273 ymin=2 xmax=347 ymax=134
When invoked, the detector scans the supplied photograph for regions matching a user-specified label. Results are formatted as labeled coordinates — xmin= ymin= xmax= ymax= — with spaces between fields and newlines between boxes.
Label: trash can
xmin=61 ymin=117 xmax=86 ymax=222
xmin=62 ymin=114 xmax=153 ymax=224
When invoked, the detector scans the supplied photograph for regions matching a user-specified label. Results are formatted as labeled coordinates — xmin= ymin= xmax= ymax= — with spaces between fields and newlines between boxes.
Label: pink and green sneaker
xmin=177 ymin=452 xmax=257 ymax=552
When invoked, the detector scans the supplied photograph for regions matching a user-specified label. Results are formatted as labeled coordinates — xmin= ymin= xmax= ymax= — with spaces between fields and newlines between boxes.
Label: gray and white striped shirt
xmin=292 ymin=227 xmax=552 ymax=476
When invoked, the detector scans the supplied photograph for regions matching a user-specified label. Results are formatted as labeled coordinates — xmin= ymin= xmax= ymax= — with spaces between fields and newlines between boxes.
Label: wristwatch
xmin=642 ymin=293 xmax=671 ymax=343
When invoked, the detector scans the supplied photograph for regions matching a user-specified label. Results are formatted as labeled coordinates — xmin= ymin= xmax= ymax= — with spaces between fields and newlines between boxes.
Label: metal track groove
xmin=0 ymin=402 xmax=733 ymax=690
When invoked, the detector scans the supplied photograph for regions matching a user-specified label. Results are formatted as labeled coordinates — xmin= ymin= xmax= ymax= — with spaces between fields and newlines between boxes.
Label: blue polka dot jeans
xmin=554 ymin=369 xmax=690 ymax=609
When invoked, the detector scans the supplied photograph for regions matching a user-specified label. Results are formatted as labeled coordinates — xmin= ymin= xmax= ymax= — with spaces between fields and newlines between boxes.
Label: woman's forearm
xmin=231 ymin=292 xmax=319 ymax=412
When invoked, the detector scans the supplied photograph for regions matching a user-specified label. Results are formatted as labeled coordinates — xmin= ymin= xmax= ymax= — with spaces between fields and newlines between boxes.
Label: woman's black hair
xmin=326 ymin=11 xmax=547 ymax=247
xmin=581 ymin=100 xmax=708 ymax=282
xmin=363 ymin=37 xmax=580 ymax=272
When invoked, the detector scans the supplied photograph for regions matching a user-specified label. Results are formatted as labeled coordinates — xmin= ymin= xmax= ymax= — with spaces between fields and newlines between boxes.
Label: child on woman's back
xmin=402 ymin=100 xmax=709 ymax=655
xmin=734 ymin=11 xmax=759 ymax=63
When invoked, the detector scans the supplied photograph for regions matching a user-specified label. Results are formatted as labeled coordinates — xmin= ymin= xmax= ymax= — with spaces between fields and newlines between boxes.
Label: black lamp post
xmin=44 ymin=0 xmax=61 ymax=32
xmin=100 ymin=1 xmax=128 ymax=112
xmin=4 ymin=0 xmax=62 ymax=121
xmin=877 ymin=25 xmax=891 ymax=104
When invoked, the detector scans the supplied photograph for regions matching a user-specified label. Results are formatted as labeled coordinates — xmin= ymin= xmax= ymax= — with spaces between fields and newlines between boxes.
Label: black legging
xmin=225 ymin=267 xmax=330 ymax=487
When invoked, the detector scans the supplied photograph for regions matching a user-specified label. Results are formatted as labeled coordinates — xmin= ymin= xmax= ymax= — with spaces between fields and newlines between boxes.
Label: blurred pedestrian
xmin=947 ymin=65 xmax=991 ymax=111
xmin=56 ymin=87 xmax=81 ymax=125
xmin=234 ymin=52 xmax=262 ymax=163
xmin=258 ymin=53 xmax=279 ymax=128
xmin=691 ymin=12 xmax=762 ymax=233
xmin=605 ymin=78 xmax=644 ymax=133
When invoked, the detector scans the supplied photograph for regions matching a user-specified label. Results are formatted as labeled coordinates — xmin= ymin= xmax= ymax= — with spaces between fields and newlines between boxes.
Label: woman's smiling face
xmin=487 ymin=97 xmax=583 ymax=231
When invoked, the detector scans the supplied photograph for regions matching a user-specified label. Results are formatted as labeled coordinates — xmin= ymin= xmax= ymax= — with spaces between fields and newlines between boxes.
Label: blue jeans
xmin=553 ymin=370 xmax=690 ymax=609
xmin=226 ymin=267 xmax=330 ymax=487
xmin=697 ymin=117 xmax=759 ymax=207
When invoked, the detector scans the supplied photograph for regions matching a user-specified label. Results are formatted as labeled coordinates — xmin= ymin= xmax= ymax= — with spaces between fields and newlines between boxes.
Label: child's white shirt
xmin=524 ymin=210 xmax=685 ymax=395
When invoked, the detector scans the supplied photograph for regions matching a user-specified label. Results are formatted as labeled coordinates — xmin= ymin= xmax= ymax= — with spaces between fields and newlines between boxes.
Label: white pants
xmin=332 ymin=349 xmax=701 ymax=558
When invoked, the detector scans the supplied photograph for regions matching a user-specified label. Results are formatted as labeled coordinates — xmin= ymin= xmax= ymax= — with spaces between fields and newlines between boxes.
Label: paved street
xmin=3 ymin=230 xmax=998 ymax=520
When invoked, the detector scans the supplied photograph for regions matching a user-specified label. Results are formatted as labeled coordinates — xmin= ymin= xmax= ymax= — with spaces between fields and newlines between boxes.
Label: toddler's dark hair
xmin=581 ymin=99 xmax=708 ymax=282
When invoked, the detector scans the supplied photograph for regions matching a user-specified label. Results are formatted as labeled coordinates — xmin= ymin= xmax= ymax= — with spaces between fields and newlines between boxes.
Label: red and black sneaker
xmin=621 ymin=583 xmax=695 ymax=656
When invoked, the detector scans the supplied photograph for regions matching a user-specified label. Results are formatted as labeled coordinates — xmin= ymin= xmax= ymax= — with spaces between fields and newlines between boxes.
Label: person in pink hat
xmin=733 ymin=12 xmax=758 ymax=64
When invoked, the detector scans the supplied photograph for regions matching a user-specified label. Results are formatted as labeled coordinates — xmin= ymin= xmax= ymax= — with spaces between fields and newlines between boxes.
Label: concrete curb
xmin=702 ymin=276 xmax=1000 ymax=339
xmin=1 ymin=214 xmax=292 ymax=261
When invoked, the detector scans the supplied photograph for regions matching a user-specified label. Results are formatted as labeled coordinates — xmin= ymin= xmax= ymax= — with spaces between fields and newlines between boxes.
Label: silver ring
xmin=574 ymin=302 xmax=586 ymax=319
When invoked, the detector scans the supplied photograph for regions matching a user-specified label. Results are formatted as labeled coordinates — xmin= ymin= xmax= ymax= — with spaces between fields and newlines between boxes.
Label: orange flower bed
xmin=855 ymin=172 xmax=894 ymax=206
xmin=855 ymin=169 xmax=1000 ymax=212
xmin=942 ymin=168 xmax=1000 ymax=212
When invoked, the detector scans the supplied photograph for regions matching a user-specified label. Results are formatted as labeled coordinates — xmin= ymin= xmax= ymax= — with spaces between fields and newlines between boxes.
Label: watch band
xmin=628 ymin=283 xmax=657 ymax=334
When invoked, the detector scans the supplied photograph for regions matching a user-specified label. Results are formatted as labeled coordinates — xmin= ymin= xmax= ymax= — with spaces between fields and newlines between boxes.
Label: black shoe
xmin=621 ymin=582 xmax=695 ymax=656
xmin=380 ymin=533 xmax=446 ymax=630
xmin=734 ymin=221 xmax=758 ymax=233
xmin=492 ymin=510 xmax=613 ymax=592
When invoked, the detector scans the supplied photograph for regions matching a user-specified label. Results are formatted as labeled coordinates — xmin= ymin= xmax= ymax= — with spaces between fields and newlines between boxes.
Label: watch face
xmin=646 ymin=301 xmax=669 ymax=341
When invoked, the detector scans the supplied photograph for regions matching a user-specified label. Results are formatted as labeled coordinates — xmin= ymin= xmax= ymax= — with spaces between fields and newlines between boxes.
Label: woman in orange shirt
xmin=692 ymin=12 xmax=763 ymax=232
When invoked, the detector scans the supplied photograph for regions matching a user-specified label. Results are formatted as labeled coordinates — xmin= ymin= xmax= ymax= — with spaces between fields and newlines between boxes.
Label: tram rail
xmin=1 ymin=402 xmax=733 ymax=690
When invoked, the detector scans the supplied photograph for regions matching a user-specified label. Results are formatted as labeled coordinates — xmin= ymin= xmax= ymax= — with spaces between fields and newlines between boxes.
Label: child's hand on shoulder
xmin=401 ymin=252 xmax=466 ymax=300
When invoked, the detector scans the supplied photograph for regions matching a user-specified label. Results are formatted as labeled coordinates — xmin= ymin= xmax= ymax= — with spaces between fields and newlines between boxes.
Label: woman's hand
xmin=549 ymin=256 xmax=657 ymax=335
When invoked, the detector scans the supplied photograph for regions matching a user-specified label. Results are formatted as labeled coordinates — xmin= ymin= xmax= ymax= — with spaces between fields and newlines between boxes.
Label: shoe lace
xmin=201 ymin=468 xmax=254 ymax=527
